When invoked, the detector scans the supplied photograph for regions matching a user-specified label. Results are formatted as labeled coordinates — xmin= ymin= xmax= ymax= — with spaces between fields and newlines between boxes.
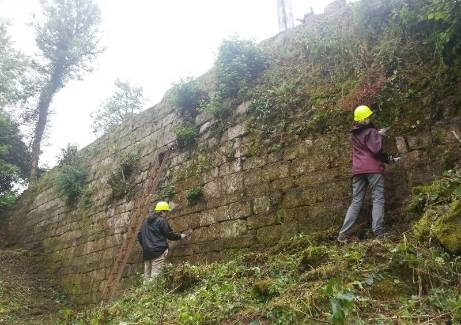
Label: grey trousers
xmin=338 ymin=173 xmax=385 ymax=238
xmin=144 ymin=249 xmax=168 ymax=279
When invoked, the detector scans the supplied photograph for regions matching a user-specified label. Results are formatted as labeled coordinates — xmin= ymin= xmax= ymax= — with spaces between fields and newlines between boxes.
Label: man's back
xmin=138 ymin=212 xmax=181 ymax=260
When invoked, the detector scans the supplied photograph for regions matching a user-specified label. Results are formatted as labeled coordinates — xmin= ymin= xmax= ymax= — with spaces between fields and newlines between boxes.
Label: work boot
xmin=336 ymin=235 xmax=348 ymax=244
xmin=374 ymin=231 xmax=390 ymax=240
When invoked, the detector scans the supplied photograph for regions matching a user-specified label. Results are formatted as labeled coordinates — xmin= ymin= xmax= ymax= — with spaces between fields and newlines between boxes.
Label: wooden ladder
xmin=101 ymin=150 xmax=169 ymax=300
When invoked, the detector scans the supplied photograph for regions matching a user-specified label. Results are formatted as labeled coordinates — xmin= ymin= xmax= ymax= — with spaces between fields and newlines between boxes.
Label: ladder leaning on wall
xmin=101 ymin=149 xmax=170 ymax=300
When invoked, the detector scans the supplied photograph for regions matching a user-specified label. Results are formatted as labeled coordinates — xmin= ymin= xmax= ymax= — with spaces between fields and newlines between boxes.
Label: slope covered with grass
xmin=0 ymin=249 xmax=68 ymax=325
xmin=65 ymin=227 xmax=460 ymax=324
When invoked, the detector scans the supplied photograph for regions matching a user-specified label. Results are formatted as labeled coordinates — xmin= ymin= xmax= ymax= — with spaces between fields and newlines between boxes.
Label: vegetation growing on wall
xmin=409 ymin=166 xmax=461 ymax=254
xmin=215 ymin=37 xmax=268 ymax=100
xmin=54 ymin=145 xmax=89 ymax=207
xmin=175 ymin=122 xmax=199 ymax=150
xmin=107 ymin=150 xmax=140 ymax=201
xmin=244 ymin=0 xmax=461 ymax=145
xmin=200 ymin=37 xmax=268 ymax=121
xmin=170 ymin=77 xmax=205 ymax=120
xmin=186 ymin=184 xmax=204 ymax=205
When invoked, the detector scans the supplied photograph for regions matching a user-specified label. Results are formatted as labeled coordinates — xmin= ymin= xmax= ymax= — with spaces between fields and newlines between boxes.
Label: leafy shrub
xmin=250 ymin=80 xmax=305 ymax=121
xmin=186 ymin=185 xmax=203 ymax=205
xmin=108 ymin=151 xmax=139 ymax=201
xmin=324 ymin=282 xmax=355 ymax=325
xmin=397 ymin=0 xmax=461 ymax=64
xmin=170 ymin=77 xmax=206 ymax=120
xmin=215 ymin=37 xmax=268 ymax=99
xmin=199 ymin=94 xmax=231 ymax=120
xmin=175 ymin=122 xmax=198 ymax=149
xmin=57 ymin=145 xmax=79 ymax=167
xmin=162 ymin=184 xmax=176 ymax=199
xmin=55 ymin=145 xmax=88 ymax=207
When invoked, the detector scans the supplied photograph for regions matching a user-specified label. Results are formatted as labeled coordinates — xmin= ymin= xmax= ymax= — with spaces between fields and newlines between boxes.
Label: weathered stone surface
xmin=221 ymin=173 xmax=244 ymax=195
xmin=236 ymin=101 xmax=250 ymax=115
xmin=261 ymin=162 xmax=290 ymax=181
xmin=247 ymin=212 xmax=278 ymax=230
xmin=395 ymin=137 xmax=408 ymax=154
xmin=228 ymin=124 xmax=246 ymax=140
xmin=253 ymin=196 xmax=272 ymax=215
xmin=199 ymin=121 xmax=215 ymax=135
xmin=256 ymin=225 xmax=282 ymax=244
xmin=282 ymin=140 xmax=314 ymax=161
xmin=242 ymin=156 xmax=267 ymax=170
xmin=202 ymin=180 xmax=221 ymax=199
xmin=407 ymin=135 xmax=432 ymax=150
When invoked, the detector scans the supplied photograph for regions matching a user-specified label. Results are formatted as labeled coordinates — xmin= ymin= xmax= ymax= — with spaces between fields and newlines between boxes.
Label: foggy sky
xmin=0 ymin=0 xmax=335 ymax=167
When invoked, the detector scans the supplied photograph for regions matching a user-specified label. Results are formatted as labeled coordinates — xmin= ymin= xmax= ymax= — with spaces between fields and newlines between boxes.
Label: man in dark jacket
xmin=337 ymin=105 xmax=399 ymax=242
xmin=138 ymin=201 xmax=186 ymax=279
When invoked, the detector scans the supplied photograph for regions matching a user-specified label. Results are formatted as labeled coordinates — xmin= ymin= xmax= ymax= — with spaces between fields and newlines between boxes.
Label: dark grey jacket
xmin=137 ymin=212 xmax=181 ymax=261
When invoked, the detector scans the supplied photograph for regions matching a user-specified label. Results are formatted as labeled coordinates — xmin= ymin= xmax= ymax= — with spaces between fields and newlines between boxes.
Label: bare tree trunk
xmin=29 ymin=66 xmax=63 ymax=183
xmin=277 ymin=0 xmax=294 ymax=32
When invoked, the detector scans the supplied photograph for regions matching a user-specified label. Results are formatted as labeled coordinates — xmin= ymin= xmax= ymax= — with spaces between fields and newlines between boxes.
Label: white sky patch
xmin=0 ymin=0 xmax=335 ymax=168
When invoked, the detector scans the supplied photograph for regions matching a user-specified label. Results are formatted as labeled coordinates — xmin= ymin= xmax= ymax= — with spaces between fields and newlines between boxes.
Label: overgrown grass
xmin=64 ymin=232 xmax=460 ymax=324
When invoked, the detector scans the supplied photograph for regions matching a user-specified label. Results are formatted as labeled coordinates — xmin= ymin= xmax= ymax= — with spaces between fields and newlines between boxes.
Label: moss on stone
xmin=413 ymin=208 xmax=439 ymax=241
xmin=432 ymin=199 xmax=461 ymax=254
xmin=369 ymin=277 xmax=413 ymax=300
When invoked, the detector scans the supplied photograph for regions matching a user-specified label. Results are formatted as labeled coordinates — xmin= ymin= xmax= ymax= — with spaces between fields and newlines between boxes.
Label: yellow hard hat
xmin=354 ymin=105 xmax=374 ymax=122
xmin=154 ymin=201 xmax=171 ymax=211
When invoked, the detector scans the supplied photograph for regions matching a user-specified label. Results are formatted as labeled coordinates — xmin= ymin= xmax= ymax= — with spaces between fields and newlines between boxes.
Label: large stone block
xmin=282 ymin=140 xmax=314 ymax=161
xmin=219 ymin=159 xmax=242 ymax=176
xmin=215 ymin=220 xmax=247 ymax=239
xmin=228 ymin=124 xmax=247 ymax=140
xmin=242 ymin=156 xmax=267 ymax=170
xmin=221 ymin=173 xmax=244 ymax=195
xmin=247 ymin=212 xmax=278 ymax=230
xmin=202 ymin=180 xmax=221 ymax=200
xmin=407 ymin=135 xmax=432 ymax=150
xmin=256 ymin=225 xmax=281 ymax=245
xmin=261 ymin=162 xmax=290 ymax=181
xmin=270 ymin=177 xmax=295 ymax=191
xmin=282 ymin=189 xmax=316 ymax=209
xmin=253 ymin=196 xmax=272 ymax=215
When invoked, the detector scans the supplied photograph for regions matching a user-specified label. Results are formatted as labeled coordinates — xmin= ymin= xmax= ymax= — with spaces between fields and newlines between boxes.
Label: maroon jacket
xmin=350 ymin=123 xmax=389 ymax=175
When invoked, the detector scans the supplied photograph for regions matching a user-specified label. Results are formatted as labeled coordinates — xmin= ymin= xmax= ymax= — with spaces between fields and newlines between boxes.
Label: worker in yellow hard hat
xmin=137 ymin=201 xmax=187 ymax=280
xmin=337 ymin=105 xmax=400 ymax=243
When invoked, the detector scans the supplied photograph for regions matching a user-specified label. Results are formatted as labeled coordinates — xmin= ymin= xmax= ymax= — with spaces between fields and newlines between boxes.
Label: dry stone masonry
xmin=4 ymin=90 xmax=460 ymax=304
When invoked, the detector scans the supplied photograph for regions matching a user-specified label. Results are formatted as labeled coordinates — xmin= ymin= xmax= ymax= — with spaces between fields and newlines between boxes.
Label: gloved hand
xmin=378 ymin=126 xmax=391 ymax=137
xmin=180 ymin=233 xmax=187 ymax=239
xmin=389 ymin=155 xmax=401 ymax=163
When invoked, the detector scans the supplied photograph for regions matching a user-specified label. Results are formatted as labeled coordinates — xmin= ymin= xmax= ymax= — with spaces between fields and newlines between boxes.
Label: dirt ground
xmin=0 ymin=248 xmax=69 ymax=324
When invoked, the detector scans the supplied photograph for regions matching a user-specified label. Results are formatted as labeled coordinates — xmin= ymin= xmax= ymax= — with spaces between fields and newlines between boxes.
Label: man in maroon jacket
xmin=337 ymin=105 xmax=398 ymax=242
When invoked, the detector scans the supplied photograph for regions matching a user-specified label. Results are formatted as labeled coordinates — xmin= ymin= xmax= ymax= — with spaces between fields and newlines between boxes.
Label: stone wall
xmin=3 ymin=84 xmax=460 ymax=304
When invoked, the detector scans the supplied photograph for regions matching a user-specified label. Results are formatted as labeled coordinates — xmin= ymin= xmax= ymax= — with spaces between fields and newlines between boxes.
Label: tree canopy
xmin=0 ymin=109 xmax=30 ymax=208
xmin=29 ymin=0 xmax=103 ymax=182
xmin=91 ymin=79 xmax=145 ymax=135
